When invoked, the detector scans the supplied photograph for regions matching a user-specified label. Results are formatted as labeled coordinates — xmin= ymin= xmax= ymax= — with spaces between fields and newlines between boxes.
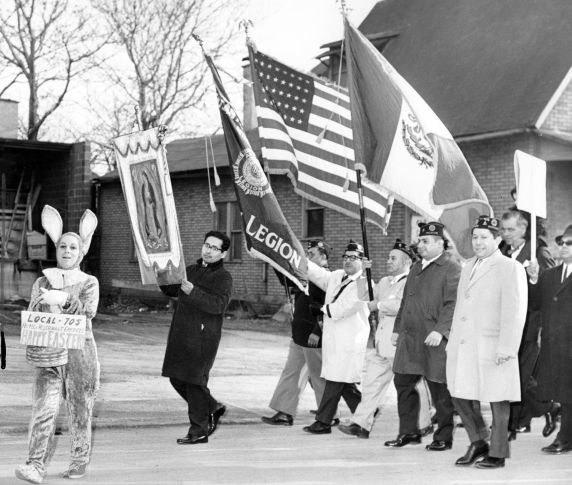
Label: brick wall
xmin=542 ymin=81 xmax=572 ymax=131
xmin=97 ymin=172 xmax=410 ymax=297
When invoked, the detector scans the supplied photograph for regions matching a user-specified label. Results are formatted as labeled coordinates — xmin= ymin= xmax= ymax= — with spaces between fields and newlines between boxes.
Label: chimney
xmin=0 ymin=99 xmax=19 ymax=138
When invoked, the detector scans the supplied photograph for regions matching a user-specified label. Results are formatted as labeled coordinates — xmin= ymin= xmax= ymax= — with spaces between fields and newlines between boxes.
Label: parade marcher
xmin=447 ymin=216 xmax=527 ymax=469
xmin=385 ymin=222 xmax=461 ymax=451
xmin=500 ymin=209 xmax=559 ymax=439
xmin=16 ymin=206 xmax=99 ymax=483
xmin=262 ymin=240 xmax=330 ymax=426
xmin=159 ymin=231 xmax=232 ymax=445
xmin=302 ymin=241 xmax=370 ymax=434
xmin=338 ymin=240 xmax=433 ymax=439
xmin=526 ymin=224 xmax=572 ymax=454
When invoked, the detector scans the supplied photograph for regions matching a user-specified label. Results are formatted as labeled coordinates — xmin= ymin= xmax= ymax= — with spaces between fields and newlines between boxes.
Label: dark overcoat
xmin=160 ymin=259 xmax=233 ymax=385
xmin=529 ymin=264 xmax=572 ymax=403
xmin=500 ymin=238 xmax=555 ymax=342
xmin=392 ymin=252 xmax=461 ymax=383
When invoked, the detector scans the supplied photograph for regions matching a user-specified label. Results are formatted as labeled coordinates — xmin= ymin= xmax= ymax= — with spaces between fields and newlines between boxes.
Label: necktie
xmin=562 ymin=264 xmax=569 ymax=284
xmin=470 ymin=259 xmax=482 ymax=280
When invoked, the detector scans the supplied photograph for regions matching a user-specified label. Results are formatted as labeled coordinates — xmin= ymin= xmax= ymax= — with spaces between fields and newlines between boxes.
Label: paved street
xmin=2 ymin=421 xmax=572 ymax=484
xmin=1 ymin=313 xmax=571 ymax=484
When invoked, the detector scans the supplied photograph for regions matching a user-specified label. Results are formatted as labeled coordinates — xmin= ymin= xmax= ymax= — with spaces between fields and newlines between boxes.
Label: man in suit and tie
xmin=526 ymin=224 xmax=572 ymax=454
xmin=385 ymin=222 xmax=461 ymax=451
xmin=500 ymin=210 xmax=559 ymax=439
xmin=447 ymin=216 xmax=528 ymax=469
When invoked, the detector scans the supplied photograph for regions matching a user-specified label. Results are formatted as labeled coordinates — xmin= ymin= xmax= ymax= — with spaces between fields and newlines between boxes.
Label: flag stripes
xmin=250 ymin=47 xmax=389 ymax=229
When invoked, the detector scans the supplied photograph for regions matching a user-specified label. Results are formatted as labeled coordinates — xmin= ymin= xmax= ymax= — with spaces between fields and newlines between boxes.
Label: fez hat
xmin=307 ymin=240 xmax=331 ymax=258
xmin=392 ymin=239 xmax=415 ymax=260
xmin=344 ymin=240 xmax=364 ymax=257
xmin=418 ymin=221 xmax=445 ymax=238
xmin=555 ymin=225 xmax=572 ymax=245
xmin=472 ymin=215 xmax=501 ymax=234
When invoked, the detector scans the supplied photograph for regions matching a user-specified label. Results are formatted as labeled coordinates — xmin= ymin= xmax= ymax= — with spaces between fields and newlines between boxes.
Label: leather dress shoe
xmin=515 ymin=424 xmax=531 ymax=433
xmin=475 ymin=456 xmax=505 ymax=468
xmin=542 ymin=404 xmax=561 ymax=438
xmin=419 ymin=424 xmax=434 ymax=437
xmin=455 ymin=440 xmax=489 ymax=466
xmin=338 ymin=423 xmax=370 ymax=439
xmin=209 ymin=404 xmax=227 ymax=436
xmin=177 ymin=434 xmax=208 ymax=445
xmin=384 ymin=433 xmax=421 ymax=447
xmin=508 ymin=430 xmax=517 ymax=441
xmin=261 ymin=412 xmax=293 ymax=426
xmin=303 ymin=421 xmax=331 ymax=434
xmin=426 ymin=440 xmax=452 ymax=451
xmin=541 ymin=441 xmax=572 ymax=454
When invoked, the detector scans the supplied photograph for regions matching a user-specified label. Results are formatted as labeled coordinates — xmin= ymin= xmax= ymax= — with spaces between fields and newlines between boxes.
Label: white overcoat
xmin=446 ymin=249 xmax=527 ymax=402
xmin=307 ymin=261 xmax=369 ymax=383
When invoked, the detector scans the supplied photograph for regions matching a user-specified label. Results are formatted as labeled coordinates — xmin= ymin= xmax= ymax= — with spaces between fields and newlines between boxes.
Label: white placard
xmin=514 ymin=150 xmax=547 ymax=218
xmin=20 ymin=311 xmax=86 ymax=349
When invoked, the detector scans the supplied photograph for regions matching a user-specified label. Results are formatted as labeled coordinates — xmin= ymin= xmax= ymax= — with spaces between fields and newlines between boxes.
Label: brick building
xmin=95 ymin=0 xmax=572 ymax=309
xmin=0 ymin=99 xmax=93 ymax=300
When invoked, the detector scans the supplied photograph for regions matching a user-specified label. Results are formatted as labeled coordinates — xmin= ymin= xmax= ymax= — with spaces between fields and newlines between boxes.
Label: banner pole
xmin=354 ymin=166 xmax=374 ymax=300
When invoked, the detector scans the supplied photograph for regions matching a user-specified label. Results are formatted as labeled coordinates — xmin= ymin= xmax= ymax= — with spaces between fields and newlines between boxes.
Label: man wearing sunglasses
xmin=500 ymin=210 xmax=559 ymax=440
xmin=302 ymin=241 xmax=370 ymax=434
xmin=158 ymin=231 xmax=233 ymax=445
xmin=526 ymin=224 xmax=572 ymax=455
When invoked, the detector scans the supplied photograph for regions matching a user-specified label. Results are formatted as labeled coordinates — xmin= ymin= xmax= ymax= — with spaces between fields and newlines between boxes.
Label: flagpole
xmin=354 ymin=164 xmax=375 ymax=300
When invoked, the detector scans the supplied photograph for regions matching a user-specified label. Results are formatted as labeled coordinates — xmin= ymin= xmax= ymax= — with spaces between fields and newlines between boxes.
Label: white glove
xmin=40 ymin=288 xmax=69 ymax=306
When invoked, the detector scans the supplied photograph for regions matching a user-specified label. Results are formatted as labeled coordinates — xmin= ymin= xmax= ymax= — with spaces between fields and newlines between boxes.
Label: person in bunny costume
xmin=16 ymin=205 xmax=99 ymax=484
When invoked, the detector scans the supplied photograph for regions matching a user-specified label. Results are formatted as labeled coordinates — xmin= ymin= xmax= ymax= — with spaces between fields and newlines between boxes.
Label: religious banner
xmin=20 ymin=311 xmax=86 ymax=350
xmin=113 ymin=128 xmax=186 ymax=285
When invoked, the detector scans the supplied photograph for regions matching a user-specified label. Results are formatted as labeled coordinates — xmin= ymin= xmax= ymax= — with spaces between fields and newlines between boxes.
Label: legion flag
xmin=204 ymin=52 xmax=308 ymax=291
xmin=248 ymin=45 xmax=390 ymax=230
xmin=344 ymin=18 xmax=492 ymax=258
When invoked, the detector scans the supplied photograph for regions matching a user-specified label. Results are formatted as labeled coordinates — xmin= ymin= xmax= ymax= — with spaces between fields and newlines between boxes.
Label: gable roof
xmin=347 ymin=0 xmax=572 ymax=137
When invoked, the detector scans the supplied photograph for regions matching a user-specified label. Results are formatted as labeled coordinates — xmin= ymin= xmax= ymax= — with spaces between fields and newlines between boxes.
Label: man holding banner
xmin=159 ymin=231 xmax=232 ymax=445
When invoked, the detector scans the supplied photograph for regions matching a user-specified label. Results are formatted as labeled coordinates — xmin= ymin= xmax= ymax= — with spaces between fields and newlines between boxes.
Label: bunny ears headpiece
xmin=41 ymin=205 xmax=98 ymax=256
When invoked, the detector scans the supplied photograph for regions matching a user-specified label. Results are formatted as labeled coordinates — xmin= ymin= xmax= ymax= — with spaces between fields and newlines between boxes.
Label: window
xmin=304 ymin=200 xmax=324 ymax=239
xmin=215 ymin=201 xmax=242 ymax=261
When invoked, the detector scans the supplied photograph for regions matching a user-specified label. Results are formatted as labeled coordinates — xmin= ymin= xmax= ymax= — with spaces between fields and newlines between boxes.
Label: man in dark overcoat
xmin=385 ymin=222 xmax=461 ymax=451
xmin=526 ymin=224 xmax=572 ymax=454
xmin=500 ymin=210 xmax=558 ymax=439
xmin=159 ymin=231 xmax=233 ymax=445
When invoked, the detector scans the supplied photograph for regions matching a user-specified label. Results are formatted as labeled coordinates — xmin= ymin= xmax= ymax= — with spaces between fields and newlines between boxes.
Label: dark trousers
xmin=453 ymin=398 xmax=510 ymax=458
xmin=556 ymin=403 xmax=572 ymax=446
xmin=316 ymin=380 xmax=361 ymax=425
xmin=394 ymin=373 xmax=454 ymax=442
xmin=170 ymin=378 xmax=218 ymax=437
xmin=509 ymin=339 xmax=551 ymax=429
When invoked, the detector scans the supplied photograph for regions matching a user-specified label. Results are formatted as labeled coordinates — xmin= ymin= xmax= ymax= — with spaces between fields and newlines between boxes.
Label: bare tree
xmin=0 ymin=0 xmax=107 ymax=140
xmin=93 ymin=0 xmax=244 ymax=133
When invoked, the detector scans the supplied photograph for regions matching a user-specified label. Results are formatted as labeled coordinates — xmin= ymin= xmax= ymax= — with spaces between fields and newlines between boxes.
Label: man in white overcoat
xmin=303 ymin=241 xmax=370 ymax=434
xmin=447 ymin=216 xmax=527 ymax=469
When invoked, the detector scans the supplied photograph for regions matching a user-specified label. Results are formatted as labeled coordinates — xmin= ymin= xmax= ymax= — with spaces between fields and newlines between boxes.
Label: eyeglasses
xmin=556 ymin=239 xmax=572 ymax=247
xmin=203 ymin=242 xmax=223 ymax=252
xmin=342 ymin=255 xmax=362 ymax=262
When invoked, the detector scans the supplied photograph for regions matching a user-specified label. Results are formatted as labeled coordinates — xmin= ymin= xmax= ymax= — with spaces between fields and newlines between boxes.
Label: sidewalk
xmin=0 ymin=311 xmax=366 ymax=436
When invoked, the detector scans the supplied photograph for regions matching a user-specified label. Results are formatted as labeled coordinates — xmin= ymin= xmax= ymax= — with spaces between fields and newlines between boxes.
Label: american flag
xmin=249 ymin=47 xmax=390 ymax=230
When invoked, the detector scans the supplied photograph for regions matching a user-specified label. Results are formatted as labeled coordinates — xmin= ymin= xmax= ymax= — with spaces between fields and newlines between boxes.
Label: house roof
xmin=340 ymin=0 xmax=572 ymax=137
xmin=98 ymin=130 xmax=261 ymax=182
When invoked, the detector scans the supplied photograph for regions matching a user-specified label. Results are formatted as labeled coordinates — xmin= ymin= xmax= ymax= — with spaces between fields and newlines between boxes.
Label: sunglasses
xmin=556 ymin=239 xmax=572 ymax=247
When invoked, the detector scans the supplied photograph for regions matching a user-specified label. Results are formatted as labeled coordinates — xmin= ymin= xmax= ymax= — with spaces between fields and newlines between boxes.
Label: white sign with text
xmin=20 ymin=311 xmax=86 ymax=349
